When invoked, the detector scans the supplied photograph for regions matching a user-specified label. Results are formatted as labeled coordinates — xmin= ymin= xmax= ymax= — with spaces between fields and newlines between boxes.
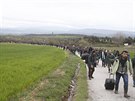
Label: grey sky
xmin=0 ymin=0 xmax=135 ymax=32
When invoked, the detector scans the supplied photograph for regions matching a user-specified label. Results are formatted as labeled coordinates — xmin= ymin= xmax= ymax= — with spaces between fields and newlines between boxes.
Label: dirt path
xmin=87 ymin=60 xmax=135 ymax=101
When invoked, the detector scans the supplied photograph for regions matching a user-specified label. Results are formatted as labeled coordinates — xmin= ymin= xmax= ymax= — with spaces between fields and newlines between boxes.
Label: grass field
xmin=0 ymin=43 xmax=66 ymax=101
xmin=17 ymin=52 xmax=88 ymax=101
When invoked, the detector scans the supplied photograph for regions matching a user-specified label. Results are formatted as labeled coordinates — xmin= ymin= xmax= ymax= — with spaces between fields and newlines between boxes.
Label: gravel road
xmin=87 ymin=60 xmax=135 ymax=101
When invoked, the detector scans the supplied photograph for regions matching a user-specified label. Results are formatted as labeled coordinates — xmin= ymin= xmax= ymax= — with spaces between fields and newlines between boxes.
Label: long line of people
xmin=80 ymin=47 xmax=117 ymax=80
xmin=55 ymin=44 xmax=135 ymax=98
xmin=78 ymin=47 xmax=135 ymax=98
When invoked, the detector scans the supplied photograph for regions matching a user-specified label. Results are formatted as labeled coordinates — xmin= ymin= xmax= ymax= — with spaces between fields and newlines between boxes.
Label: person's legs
xmin=133 ymin=75 xmax=135 ymax=87
xmin=102 ymin=59 xmax=104 ymax=67
xmin=88 ymin=64 xmax=93 ymax=80
xmin=122 ymin=74 xmax=130 ymax=98
xmin=108 ymin=64 xmax=111 ymax=73
xmin=88 ymin=66 xmax=91 ymax=79
xmin=91 ymin=67 xmax=95 ymax=78
xmin=115 ymin=72 xmax=121 ymax=94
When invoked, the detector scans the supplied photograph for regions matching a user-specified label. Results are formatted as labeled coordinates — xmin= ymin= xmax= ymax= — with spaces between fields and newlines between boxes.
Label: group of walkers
xmin=55 ymin=44 xmax=135 ymax=98
xmin=44 ymin=43 xmax=135 ymax=98
xmin=80 ymin=47 xmax=119 ymax=80
xmin=79 ymin=47 xmax=135 ymax=98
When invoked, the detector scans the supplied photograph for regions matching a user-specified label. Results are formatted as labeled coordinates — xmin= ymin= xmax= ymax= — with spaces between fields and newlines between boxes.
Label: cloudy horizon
xmin=0 ymin=0 xmax=135 ymax=32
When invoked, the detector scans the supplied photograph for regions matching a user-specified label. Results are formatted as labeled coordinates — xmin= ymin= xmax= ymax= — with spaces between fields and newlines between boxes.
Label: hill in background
xmin=0 ymin=27 xmax=135 ymax=37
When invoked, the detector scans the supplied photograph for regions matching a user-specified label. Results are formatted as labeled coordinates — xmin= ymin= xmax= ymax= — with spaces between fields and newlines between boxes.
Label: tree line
xmin=0 ymin=34 xmax=135 ymax=47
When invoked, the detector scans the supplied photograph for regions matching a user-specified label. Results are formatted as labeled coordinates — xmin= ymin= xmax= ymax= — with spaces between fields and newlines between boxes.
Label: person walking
xmin=88 ymin=50 xmax=98 ymax=80
xmin=101 ymin=50 xmax=106 ymax=67
xmin=106 ymin=50 xmax=115 ymax=73
xmin=111 ymin=51 xmax=133 ymax=98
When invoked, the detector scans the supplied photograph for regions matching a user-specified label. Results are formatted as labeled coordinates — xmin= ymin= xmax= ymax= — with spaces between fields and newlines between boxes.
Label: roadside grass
xmin=0 ymin=43 xmax=65 ymax=101
xmin=73 ymin=61 xmax=88 ymax=101
xmin=17 ymin=51 xmax=87 ymax=101
xmin=130 ymin=52 xmax=135 ymax=58
xmin=34 ymin=53 xmax=78 ymax=101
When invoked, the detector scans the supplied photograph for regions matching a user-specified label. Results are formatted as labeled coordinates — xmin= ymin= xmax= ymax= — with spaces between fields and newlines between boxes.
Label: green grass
xmin=0 ymin=43 xmax=65 ymax=101
xmin=73 ymin=61 xmax=88 ymax=101
xmin=36 ymin=53 xmax=79 ymax=101
xmin=16 ymin=52 xmax=88 ymax=101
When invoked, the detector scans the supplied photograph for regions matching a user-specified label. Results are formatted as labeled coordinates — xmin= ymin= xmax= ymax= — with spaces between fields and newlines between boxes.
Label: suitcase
xmin=104 ymin=74 xmax=115 ymax=90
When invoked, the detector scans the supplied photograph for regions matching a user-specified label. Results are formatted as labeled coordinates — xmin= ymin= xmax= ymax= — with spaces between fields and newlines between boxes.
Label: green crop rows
xmin=0 ymin=43 xmax=65 ymax=101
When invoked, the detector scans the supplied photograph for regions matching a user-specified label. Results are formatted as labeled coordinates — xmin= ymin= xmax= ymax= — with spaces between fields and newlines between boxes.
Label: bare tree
xmin=112 ymin=32 xmax=126 ymax=44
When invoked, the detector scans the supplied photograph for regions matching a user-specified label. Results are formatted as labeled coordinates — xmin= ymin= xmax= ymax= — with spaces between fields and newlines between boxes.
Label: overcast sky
xmin=0 ymin=0 xmax=135 ymax=32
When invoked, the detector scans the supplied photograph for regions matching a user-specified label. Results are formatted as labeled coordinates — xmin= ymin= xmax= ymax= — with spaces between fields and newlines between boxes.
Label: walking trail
xmin=87 ymin=60 xmax=135 ymax=101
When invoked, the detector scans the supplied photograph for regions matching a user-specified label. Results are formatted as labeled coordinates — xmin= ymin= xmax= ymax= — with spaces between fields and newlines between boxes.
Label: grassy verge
xmin=0 ymin=43 xmax=88 ymax=101
xmin=73 ymin=61 xmax=88 ymax=101
xmin=0 ymin=43 xmax=65 ymax=101
xmin=15 ymin=52 xmax=87 ymax=101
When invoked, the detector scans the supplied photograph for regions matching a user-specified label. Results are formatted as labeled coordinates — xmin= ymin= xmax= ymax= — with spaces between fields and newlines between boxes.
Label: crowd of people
xmin=52 ymin=44 xmax=135 ymax=98
xmin=76 ymin=47 xmax=135 ymax=98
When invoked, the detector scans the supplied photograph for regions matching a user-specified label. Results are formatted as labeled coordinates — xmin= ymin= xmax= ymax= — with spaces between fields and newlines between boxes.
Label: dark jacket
xmin=106 ymin=53 xmax=115 ymax=65
xmin=88 ymin=52 xmax=97 ymax=68
xmin=81 ymin=53 xmax=89 ymax=64
xmin=132 ymin=57 xmax=135 ymax=75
